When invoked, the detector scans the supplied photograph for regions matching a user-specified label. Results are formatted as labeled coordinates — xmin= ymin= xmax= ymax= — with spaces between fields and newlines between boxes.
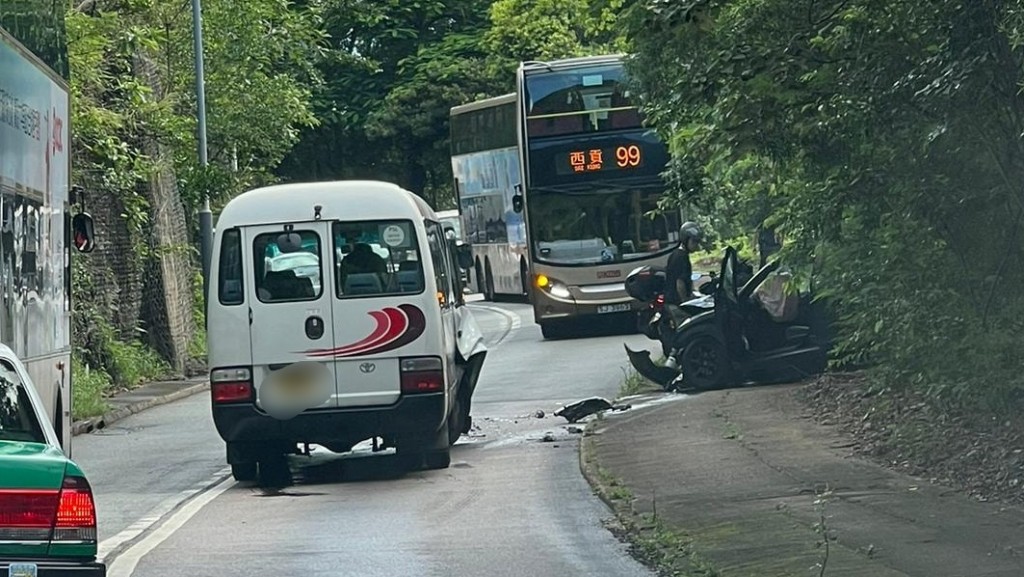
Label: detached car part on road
xmin=207 ymin=181 xmax=487 ymax=484
xmin=0 ymin=344 xmax=105 ymax=577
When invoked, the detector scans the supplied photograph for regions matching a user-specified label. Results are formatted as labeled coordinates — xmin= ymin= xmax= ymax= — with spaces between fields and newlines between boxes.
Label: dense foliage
xmin=620 ymin=0 xmax=1024 ymax=411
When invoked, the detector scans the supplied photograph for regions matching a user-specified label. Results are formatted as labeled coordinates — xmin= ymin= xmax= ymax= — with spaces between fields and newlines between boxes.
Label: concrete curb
xmin=71 ymin=381 xmax=209 ymax=436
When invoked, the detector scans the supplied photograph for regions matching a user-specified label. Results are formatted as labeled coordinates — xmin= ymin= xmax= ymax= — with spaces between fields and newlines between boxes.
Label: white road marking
xmin=468 ymin=303 xmax=522 ymax=344
xmin=104 ymin=473 xmax=235 ymax=577
xmin=97 ymin=468 xmax=230 ymax=563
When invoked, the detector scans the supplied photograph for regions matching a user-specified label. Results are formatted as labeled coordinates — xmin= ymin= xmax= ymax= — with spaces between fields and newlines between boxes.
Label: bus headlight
xmin=536 ymin=274 xmax=572 ymax=299
xmin=549 ymin=283 xmax=572 ymax=299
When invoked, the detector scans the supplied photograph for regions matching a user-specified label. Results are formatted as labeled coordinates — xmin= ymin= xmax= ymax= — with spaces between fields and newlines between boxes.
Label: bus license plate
xmin=8 ymin=563 xmax=38 ymax=577
xmin=597 ymin=303 xmax=631 ymax=314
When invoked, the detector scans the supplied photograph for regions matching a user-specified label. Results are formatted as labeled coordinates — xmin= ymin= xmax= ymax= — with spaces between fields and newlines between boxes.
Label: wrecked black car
xmin=625 ymin=246 xmax=833 ymax=392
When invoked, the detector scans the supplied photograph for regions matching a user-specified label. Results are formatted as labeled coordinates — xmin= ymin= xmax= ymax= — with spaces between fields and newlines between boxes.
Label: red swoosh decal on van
xmin=301 ymin=305 xmax=425 ymax=358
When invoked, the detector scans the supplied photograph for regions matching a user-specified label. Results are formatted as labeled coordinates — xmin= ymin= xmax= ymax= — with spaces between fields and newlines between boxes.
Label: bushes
xmin=623 ymin=0 xmax=1024 ymax=414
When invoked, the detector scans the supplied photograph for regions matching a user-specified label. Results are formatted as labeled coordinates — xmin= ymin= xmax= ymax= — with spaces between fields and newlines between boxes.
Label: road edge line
xmin=104 ymin=474 xmax=235 ymax=577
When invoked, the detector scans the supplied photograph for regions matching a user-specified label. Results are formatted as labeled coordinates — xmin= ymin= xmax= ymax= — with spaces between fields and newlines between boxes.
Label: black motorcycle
xmin=625 ymin=246 xmax=832 ymax=392
xmin=627 ymin=267 xmax=714 ymax=358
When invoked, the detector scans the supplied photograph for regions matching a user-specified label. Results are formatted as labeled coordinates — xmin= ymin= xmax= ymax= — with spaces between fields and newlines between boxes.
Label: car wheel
xmin=679 ymin=335 xmax=730 ymax=390
xmin=231 ymin=462 xmax=258 ymax=482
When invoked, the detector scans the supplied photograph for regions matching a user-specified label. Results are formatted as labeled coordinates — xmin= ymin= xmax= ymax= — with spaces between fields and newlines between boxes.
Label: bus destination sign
xmin=558 ymin=144 xmax=643 ymax=175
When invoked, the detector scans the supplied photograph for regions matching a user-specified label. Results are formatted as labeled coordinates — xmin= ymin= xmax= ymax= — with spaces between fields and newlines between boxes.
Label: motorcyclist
xmin=663 ymin=221 xmax=703 ymax=370
xmin=665 ymin=221 xmax=703 ymax=305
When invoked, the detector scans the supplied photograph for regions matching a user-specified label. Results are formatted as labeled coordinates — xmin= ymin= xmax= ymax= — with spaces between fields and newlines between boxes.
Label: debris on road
xmin=534 ymin=409 xmax=546 ymax=419
xmin=541 ymin=432 xmax=556 ymax=442
xmin=554 ymin=397 xmax=632 ymax=423
xmin=566 ymin=426 xmax=583 ymax=435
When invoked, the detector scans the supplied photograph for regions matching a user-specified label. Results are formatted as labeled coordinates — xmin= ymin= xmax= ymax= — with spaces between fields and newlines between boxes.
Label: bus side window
xmin=218 ymin=229 xmax=244 ymax=305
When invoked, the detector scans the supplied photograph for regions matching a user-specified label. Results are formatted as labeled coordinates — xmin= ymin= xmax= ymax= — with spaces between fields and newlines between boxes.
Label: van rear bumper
xmin=211 ymin=393 xmax=445 ymax=450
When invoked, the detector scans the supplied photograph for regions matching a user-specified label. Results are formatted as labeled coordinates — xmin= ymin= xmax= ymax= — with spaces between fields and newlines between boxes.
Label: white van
xmin=207 ymin=181 xmax=487 ymax=482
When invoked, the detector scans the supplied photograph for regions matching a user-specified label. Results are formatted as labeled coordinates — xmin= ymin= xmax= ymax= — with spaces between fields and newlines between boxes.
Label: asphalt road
xmin=73 ymin=300 xmax=656 ymax=576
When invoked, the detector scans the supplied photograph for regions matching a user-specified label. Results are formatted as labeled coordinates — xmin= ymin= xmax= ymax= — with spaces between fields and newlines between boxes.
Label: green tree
xmin=277 ymin=0 xmax=500 ymax=207
xmin=623 ymin=0 xmax=1024 ymax=409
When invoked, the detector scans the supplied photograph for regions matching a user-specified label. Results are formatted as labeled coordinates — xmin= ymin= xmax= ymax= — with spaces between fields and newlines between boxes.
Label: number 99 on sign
xmin=615 ymin=145 xmax=641 ymax=167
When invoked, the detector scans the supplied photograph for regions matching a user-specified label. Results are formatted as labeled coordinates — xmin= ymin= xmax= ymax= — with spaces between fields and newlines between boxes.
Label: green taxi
xmin=0 ymin=346 xmax=105 ymax=577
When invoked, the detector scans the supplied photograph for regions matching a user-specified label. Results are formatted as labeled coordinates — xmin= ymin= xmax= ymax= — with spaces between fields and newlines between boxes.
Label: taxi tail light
xmin=53 ymin=476 xmax=97 ymax=542
xmin=400 ymin=357 xmax=444 ymax=394
xmin=211 ymin=366 xmax=254 ymax=404
xmin=0 ymin=489 xmax=59 ymax=541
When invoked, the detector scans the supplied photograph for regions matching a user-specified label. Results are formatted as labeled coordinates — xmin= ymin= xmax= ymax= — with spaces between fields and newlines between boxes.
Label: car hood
xmin=0 ymin=441 xmax=68 ymax=489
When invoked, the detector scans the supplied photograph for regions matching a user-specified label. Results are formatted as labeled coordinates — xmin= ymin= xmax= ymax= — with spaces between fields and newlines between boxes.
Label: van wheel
xmin=257 ymin=456 xmax=292 ymax=487
xmin=423 ymin=449 xmax=451 ymax=470
xmin=447 ymin=397 xmax=463 ymax=446
xmin=231 ymin=462 xmax=258 ymax=482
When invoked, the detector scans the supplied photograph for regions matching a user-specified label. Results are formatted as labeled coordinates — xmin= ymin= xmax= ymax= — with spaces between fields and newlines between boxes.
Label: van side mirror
xmin=512 ymin=194 xmax=524 ymax=214
xmin=71 ymin=213 xmax=96 ymax=253
xmin=455 ymin=242 xmax=473 ymax=270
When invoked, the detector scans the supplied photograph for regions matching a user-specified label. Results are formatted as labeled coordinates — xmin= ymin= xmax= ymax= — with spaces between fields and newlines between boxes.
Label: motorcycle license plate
xmin=597 ymin=303 xmax=631 ymax=314
xmin=8 ymin=564 xmax=37 ymax=577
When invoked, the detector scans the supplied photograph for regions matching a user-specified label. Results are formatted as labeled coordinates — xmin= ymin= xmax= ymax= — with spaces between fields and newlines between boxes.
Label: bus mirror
xmin=455 ymin=242 xmax=473 ymax=270
xmin=512 ymin=193 xmax=524 ymax=213
xmin=71 ymin=213 xmax=96 ymax=254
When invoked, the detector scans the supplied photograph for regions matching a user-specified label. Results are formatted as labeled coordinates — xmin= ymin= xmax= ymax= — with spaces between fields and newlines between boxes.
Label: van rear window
xmin=218 ymin=229 xmax=244 ymax=305
xmin=334 ymin=220 xmax=425 ymax=298
xmin=253 ymin=230 xmax=324 ymax=303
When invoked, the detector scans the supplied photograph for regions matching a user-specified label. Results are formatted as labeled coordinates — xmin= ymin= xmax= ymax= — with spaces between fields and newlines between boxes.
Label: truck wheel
xmin=231 ymin=462 xmax=258 ymax=482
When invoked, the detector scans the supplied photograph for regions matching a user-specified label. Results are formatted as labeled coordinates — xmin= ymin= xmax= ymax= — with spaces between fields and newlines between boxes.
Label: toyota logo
xmin=359 ymin=362 xmax=376 ymax=374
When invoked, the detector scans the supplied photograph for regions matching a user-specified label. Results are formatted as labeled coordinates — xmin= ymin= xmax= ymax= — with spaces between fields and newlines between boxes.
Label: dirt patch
xmin=797 ymin=372 xmax=1024 ymax=506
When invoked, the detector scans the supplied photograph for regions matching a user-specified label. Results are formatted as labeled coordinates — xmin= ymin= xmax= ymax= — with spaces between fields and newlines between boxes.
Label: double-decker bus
xmin=2 ymin=6 xmax=95 ymax=452
xmin=449 ymin=94 xmax=530 ymax=302
xmin=516 ymin=55 xmax=680 ymax=338
xmin=450 ymin=54 xmax=679 ymax=338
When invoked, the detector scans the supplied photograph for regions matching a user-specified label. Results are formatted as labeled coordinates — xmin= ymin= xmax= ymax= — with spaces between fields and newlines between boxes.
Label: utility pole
xmin=192 ymin=0 xmax=213 ymax=307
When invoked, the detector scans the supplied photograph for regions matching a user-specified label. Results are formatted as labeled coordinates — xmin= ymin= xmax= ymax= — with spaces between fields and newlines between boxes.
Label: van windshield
xmin=334 ymin=220 xmax=425 ymax=298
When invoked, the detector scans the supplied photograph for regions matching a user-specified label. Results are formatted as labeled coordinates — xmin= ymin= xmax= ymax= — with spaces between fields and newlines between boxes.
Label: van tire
xmin=257 ymin=456 xmax=292 ymax=487
xmin=231 ymin=462 xmax=258 ymax=482
xmin=447 ymin=396 xmax=463 ymax=447
xmin=423 ymin=449 xmax=451 ymax=470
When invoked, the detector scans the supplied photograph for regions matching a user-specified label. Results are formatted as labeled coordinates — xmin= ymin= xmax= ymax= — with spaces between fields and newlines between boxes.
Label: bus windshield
xmin=529 ymin=187 xmax=679 ymax=265
xmin=523 ymin=63 xmax=642 ymax=138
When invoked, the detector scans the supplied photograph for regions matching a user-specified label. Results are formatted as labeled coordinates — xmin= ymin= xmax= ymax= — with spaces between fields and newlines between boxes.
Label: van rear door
xmin=243 ymin=222 xmax=338 ymax=410
xmin=328 ymin=219 xmax=429 ymax=408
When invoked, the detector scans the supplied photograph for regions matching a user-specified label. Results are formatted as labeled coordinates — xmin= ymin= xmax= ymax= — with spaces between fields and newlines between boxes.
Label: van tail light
xmin=0 ymin=475 xmax=97 ymax=543
xmin=400 ymin=357 xmax=444 ymax=394
xmin=53 ymin=476 xmax=98 ymax=542
xmin=211 ymin=367 xmax=254 ymax=404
